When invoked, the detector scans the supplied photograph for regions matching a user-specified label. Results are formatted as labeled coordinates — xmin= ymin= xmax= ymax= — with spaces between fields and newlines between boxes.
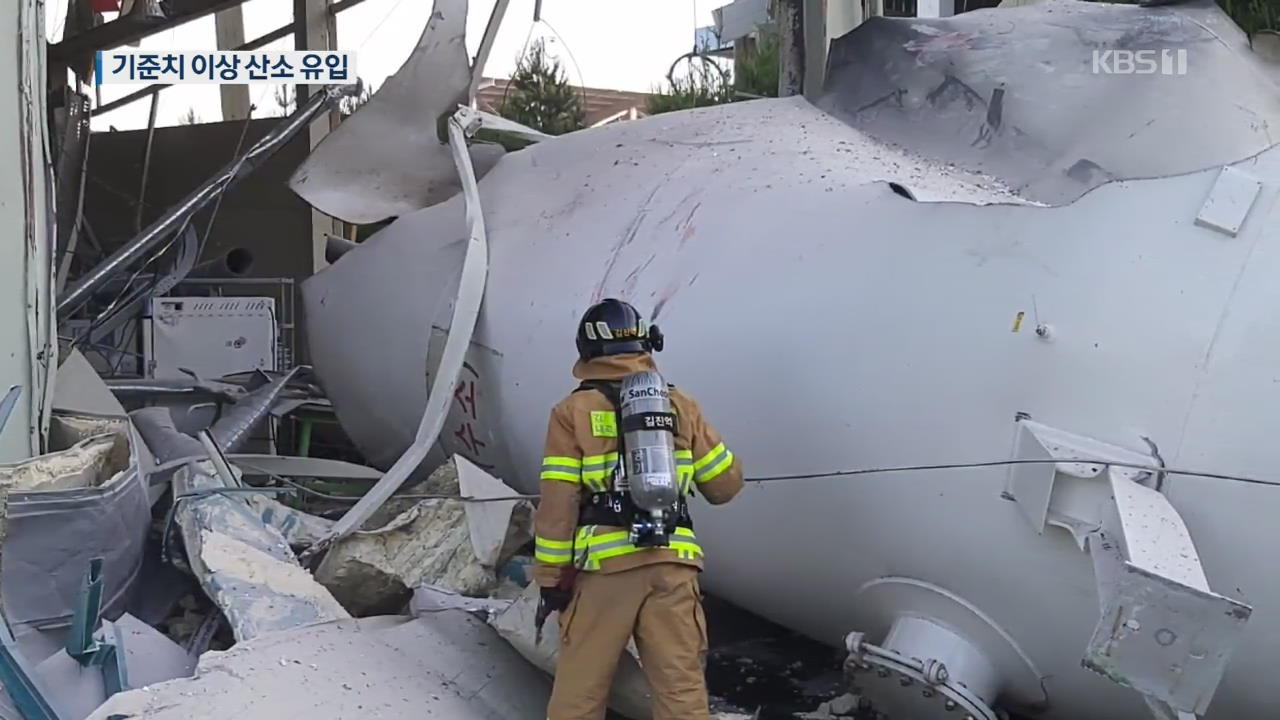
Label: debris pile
xmin=314 ymin=457 xmax=533 ymax=616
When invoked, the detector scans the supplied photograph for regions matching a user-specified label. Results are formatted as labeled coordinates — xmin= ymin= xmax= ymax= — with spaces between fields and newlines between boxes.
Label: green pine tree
xmin=499 ymin=39 xmax=586 ymax=136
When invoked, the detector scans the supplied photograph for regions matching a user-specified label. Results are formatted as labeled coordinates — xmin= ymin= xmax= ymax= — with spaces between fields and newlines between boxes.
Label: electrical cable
xmin=742 ymin=457 xmax=1280 ymax=488
xmin=234 ymin=459 xmax=536 ymax=503
xmin=237 ymin=455 xmax=1280 ymax=507
xmin=538 ymin=18 xmax=587 ymax=103
xmin=195 ymin=110 xmax=255 ymax=263
xmin=358 ymin=0 xmax=410 ymax=51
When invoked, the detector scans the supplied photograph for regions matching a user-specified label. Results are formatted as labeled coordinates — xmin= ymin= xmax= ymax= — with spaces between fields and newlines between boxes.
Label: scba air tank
xmin=619 ymin=370 xmax=681 ymax=546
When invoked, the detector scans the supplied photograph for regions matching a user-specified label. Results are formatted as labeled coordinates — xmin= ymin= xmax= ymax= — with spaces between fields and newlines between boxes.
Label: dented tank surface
xmin=301 ymin=2 xmax=1280 ymax=718
xmin=818 ymin=0 xmax=1280 ymax=204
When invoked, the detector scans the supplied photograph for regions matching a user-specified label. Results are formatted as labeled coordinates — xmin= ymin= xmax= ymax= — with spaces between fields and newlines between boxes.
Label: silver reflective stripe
xmin=536 ymin=545 xmax=572 ymax=557
xmin=582 ymin=459 xmax=618 ymax=473
xmin=693 ymin=447 xmax=729 ymax=481
xmin=587 ymin=537 xmax=633 ymax=555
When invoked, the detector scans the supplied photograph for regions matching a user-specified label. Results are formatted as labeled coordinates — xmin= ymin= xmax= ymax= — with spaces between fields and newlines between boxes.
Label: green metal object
xmin=297 ymin=417 xmax=314 ymax=458
xmin=0 ymin=616 xmax=66 ymax=720
xmin=65 ymin=558 xmax=130 ymax=698
xmin=66 ymin=558 xmax=104 ymax=662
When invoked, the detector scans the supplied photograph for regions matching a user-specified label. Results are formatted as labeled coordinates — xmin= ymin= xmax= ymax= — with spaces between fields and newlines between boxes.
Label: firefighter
xmin=534 ymin=298 xmax=744 ymax=720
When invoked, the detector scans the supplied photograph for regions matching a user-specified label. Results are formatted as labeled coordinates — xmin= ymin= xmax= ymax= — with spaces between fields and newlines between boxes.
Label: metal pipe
xmin=197 ymin=429 xmax=242 ymax=489
xmin=470 ymin=0 xmax=512 ymax=100
xmin=59 ymin=84 xmax=356 ymax=319
xmin=135 ymin=91 xmax=160 ymax=233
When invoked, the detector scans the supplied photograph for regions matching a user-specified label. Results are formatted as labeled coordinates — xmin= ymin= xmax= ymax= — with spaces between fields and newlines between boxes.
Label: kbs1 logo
xmin=1092 ymin=48 xmax=1188 ymax=75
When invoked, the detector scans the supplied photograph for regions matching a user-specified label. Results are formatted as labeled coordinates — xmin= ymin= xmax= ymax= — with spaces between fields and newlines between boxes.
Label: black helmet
xmin=575 ymin=298 xmax=664 ymax=361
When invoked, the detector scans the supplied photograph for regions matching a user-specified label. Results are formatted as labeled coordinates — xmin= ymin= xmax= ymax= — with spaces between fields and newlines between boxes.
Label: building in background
xmin=474 ymin=76 xmax=651 ymax=128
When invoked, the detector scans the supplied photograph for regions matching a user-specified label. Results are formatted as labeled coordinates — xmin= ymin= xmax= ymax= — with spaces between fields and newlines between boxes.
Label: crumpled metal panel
xmin=288 ymin=0 xmax=506 ymax=224
xmin=1 ymin=413 xmax=149 ymax=656
xmin=818 ymin=0 xmax=1280 ymax=204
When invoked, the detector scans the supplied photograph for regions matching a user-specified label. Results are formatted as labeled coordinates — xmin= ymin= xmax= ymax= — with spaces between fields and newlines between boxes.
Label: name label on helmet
xmin=583 ymin=319 xmax=648 ymax=341
xmin=590 ymin=411 xmax=618 ymax=438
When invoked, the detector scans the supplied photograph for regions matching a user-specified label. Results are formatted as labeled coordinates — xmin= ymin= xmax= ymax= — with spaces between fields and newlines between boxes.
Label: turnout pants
xmin=547 ymin=563 xmax=710 ymax=720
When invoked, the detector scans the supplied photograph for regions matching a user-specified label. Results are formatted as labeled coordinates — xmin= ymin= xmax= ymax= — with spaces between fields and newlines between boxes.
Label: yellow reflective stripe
xmin=673 ymin=450 xmax=695 ymax=494
xmin=669 ymin=541 xmax=703 ymax=557
xmin=698 ymin=451 xmax=734 ymax=484
xmin=692 ymin=443 xmax=726 ymax=472
xmin=543 ymin=456 xmax=582 ymax=468
xmin=581 ymin=452 xmax=620 ymax=493
xmin=573 ymin=526 xmax=703 ymax=569
xmin=582 ymin=452 xmax=620 ymax=466
xmin=541 ymin=456 xmax=582 ymax=483
xmin=693 ymin=443 xmax=733 ymax=483
xmin=535 ymin=535 xmax=574 ymax=565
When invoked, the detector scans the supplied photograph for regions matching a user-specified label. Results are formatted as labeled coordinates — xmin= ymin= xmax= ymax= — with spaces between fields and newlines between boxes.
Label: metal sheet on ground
xmin=85 ymin=614 xmax=551 ymax=720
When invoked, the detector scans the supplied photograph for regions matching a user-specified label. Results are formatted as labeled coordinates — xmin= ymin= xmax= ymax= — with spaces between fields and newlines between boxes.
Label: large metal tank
xmin=301 ymin=2 xmax=1280 ymax=717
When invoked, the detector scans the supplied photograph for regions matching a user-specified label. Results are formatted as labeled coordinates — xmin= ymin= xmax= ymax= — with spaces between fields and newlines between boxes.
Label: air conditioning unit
xmin=143 ymin=297 xmax=278 ymax=380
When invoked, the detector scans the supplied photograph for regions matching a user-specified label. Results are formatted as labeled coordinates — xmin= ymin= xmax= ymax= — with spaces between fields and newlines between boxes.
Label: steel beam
xmin=215 ymin=5 xmax=252 ymax=121
xmin=50 ymin=0 xmax=251 ymax=64
xmin=59 ymin=85 xmax=356 ymax=319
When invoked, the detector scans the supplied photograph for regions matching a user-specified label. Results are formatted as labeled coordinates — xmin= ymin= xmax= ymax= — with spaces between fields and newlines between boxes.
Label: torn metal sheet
xmin=84 ymin=614 xmax=551 ymax=720
xmin=289 ymin=0 xmax=507 ymax=224
xmin=229 ymin=454 xmax=382 ymax=481
xmin=818 ymin=0 xmax=1280 ymax=204
xmin=131 ymin=407 xmax=349 ymax=642
xmin=208 ymin=367 xmax=299 ymax=453
xmin=455 ymin=455 xmax=523 ymax=567
xmin=35 ymin=613 xmax=192 ymax=720
xmin=52 ymin=350 xmax=125 ymax=417
xmin=303 ymin=107 xmax=498 ymax=556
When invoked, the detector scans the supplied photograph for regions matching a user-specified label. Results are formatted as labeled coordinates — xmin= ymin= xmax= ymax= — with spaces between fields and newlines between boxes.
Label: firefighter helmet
xmin=575 ymin=298 xmax=664 ymax=361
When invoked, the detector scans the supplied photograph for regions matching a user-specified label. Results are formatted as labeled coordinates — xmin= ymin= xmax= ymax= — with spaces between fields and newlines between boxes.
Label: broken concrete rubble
xmin=131 ymin=400 xmax=350 ymax=643
xmin=314 ymin=457 xmax=532 ymax=616
xmin=0 ymin=432 xmax=126 ymax=492
xmin=85 ymin=613 xmax=552 ymax=720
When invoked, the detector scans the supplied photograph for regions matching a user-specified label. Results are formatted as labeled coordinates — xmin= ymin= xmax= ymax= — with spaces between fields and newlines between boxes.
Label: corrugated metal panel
xmin=0 ymin=1 xmax=54 ymax=462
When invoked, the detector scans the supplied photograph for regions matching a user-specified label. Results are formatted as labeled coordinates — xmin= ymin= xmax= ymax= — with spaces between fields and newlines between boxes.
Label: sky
xmin=45 ymin=0 xmax=723 ymax=130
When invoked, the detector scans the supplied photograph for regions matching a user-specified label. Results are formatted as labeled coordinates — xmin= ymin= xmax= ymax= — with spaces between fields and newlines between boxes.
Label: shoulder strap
xmin=574 ymin=380 xmax=621 ymax=410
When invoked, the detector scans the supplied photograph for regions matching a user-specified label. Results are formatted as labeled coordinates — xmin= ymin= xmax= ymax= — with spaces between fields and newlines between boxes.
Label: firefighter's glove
xmin=539 ymin=586 xmax=572 ymax=615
